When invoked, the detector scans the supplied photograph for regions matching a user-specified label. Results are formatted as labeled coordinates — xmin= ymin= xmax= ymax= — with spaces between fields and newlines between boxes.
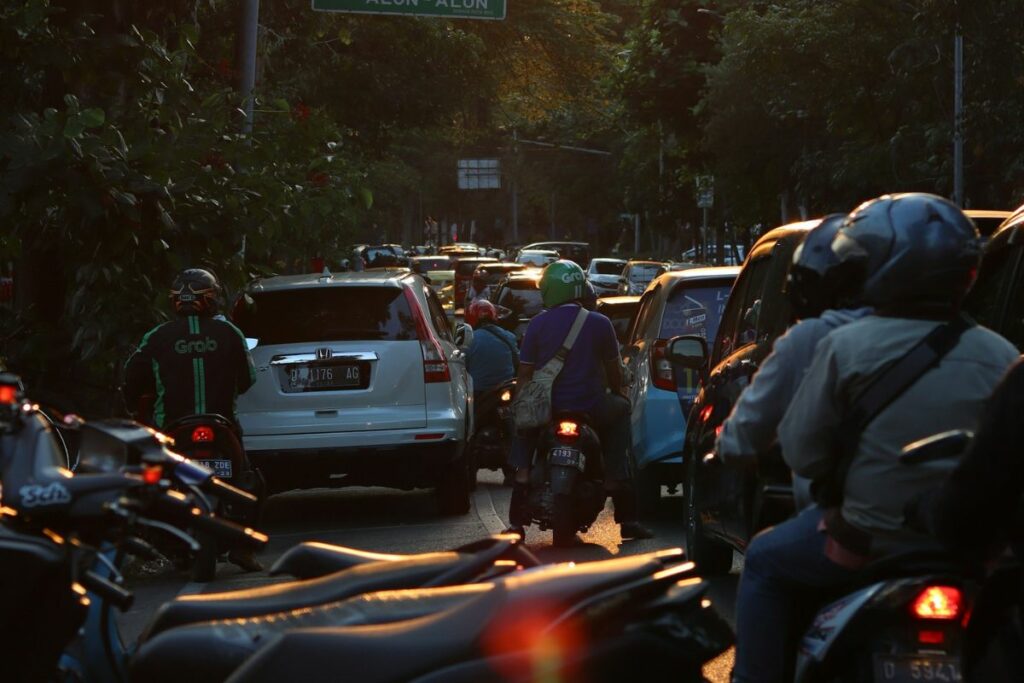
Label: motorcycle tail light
xmin=557 ymin=421 xmax=579 ymax=439
xmin=912 ymin=585 xmax=961 ymax=620
xmin=917 ymin=629 xmax=945 ymax=645
xmin=500 ymin=389 xmax=512 ymax=402
xmin=192 ymin=426 xmax=215 ymax=443
xmin=143 ymin=465 xmax=162 ymax=485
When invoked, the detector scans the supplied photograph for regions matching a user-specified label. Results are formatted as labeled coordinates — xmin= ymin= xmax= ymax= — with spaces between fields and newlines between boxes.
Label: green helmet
xmin=539 ymin=260 xmax=587 ymax=308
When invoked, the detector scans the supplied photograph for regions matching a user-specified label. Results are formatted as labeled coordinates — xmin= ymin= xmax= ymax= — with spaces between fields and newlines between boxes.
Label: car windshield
xmin=496 ymin=284 xmax=544 ymax=318
xmin=234 ymin=287 xmax=417 ymax=344
xmin=592 ymin=261 xmax=625 ymax=275
xmin=659 ymin=280 xmax=733 ymax=342
xmin=629 ymin=264 xmax=664 ymax=282
xmin=412 ymin=257 xmax=450 ymax=273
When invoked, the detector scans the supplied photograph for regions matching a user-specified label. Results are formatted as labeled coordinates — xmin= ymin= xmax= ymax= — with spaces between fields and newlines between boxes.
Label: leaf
xmin=80 ymin=108 xmax=105 ymax=128
xmin=337 ymin=28 xmax=353 ymax=46
xmin=359 ymin=187 xmax=373 ymax=209
xmin=271 ymin=98 xmax=290 ymax=112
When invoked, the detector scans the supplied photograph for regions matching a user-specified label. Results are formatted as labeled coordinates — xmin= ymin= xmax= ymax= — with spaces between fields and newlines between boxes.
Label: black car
xmin=964 ymin=203 xmax=1024 ymax=348
xmin=677 ymin=219 xmax=820 ymax=574
xmin=490 ymin=271 xmax=544 ymax=343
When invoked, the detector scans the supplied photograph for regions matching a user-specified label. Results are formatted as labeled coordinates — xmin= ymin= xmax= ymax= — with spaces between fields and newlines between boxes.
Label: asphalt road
xmin=121 ymin=470 xmax=740 ymax=681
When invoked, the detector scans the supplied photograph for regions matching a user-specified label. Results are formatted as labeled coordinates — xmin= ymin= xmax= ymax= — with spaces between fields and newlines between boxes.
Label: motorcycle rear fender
xmin=549 ymin=465 xmax=578 ymax=495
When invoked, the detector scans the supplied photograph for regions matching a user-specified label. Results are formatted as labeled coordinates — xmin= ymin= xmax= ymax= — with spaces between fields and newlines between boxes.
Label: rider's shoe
xmin=227 ymin=548 xmax=264 ymax=573
xmin=503 ymin=525 xmax=525 ymax=539
xmin=619 ymin=521 xmax=655 ymax=540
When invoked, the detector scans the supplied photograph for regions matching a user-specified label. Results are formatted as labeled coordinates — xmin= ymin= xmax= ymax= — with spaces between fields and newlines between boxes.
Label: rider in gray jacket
xmin=715 ymin=215 xmax=872 ymax=507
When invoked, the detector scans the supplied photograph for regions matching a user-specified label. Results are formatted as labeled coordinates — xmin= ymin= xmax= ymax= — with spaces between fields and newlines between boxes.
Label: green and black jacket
xmin=124 ymin=315 xmax=257 ymax=428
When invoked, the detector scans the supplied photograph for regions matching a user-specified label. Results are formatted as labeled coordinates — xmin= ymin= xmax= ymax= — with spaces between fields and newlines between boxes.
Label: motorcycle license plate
xmin=549 ymin=448 xmax=585 ymax=471
xmin=873 ymin=654 xmax=962 ymax=682
xmin=195 ymin=459 xmax=233 ymax=479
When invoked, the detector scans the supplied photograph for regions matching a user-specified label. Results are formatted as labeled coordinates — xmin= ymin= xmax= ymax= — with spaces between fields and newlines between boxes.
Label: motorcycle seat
xmin=270 ymin=541 xmax=411 ymax=578
xmin=140 ymin=551 xmax=462 ymax=641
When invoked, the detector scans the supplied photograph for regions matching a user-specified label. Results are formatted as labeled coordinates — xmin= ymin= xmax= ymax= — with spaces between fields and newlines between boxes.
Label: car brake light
xmin=650 ymin=339 xmax=675 ymax=391
xmin=0 ymin=385 xmax=16 ymax=405
xmin=912 ymin=586 xmax=962 ymax=620
xmin=192 ymin=426 xmax=215 ymax=443
xmin=404 ymin=287 xmax=451 ymax=383
xmin=557 ymin=421 xmax=579 ymax=440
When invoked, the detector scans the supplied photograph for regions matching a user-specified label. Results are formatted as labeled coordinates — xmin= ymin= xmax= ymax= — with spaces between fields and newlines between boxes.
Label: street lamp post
xmin=953 ymin=25 xmax=964 ymax=207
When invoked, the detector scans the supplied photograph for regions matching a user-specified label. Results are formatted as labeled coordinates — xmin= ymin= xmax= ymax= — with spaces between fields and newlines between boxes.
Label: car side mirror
xmin=666 ymin=335 xmax=708 ymax=370
xmin=454 ymin=323 xmax=474 ymax=350
xmin=900 ymin=430 xmax=973 ymax=465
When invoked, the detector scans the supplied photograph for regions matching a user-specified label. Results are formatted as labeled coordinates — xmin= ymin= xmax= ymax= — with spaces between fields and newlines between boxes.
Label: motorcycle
xmin=793 ymin=430 xmax=980 ymax=683
xmin=523 ymin=412 xmax=607 ymax=548
xmin=132 ymin=547 xmax=734 ymax=683
xmin=161 ymin=413 xmax=264 ymax=580
xmin=468 ymin=378 xmax=516 ymax=480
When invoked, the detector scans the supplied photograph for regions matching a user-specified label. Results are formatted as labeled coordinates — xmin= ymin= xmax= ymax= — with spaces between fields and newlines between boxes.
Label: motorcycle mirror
xmin=900 ymin=430 xmax=973 ymax=465
xmin=245 ymin=337 xmax=258 ymax=351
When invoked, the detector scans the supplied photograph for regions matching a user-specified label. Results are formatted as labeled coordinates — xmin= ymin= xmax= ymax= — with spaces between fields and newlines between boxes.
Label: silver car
xmin=586 ymin=257 xmax=627 ymax=296
xmin=232 ymin=270 xmax=473 ymax=514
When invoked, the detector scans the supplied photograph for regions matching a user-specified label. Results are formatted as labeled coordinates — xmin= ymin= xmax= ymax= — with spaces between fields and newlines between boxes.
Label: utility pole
xmin=953 ymin=18 xmax=964 ymax=207
xmin=511 ymin=131 xmax=519 ymax=243
xmin=238 ymin=0 xmax=260 ymax=136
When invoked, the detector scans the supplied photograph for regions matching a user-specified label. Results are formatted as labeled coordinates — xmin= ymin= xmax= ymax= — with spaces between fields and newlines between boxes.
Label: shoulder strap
xmin=824 ymin=315 xmax=974 ymax=504
xmin=554 ymin=307 xmax=590 ymax=361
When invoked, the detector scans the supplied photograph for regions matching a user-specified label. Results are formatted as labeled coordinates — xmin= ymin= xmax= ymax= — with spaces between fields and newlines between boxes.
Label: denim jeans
xmin=507 ymin=393 xmax=633 ymax=482
xmin=733 ymin=506 xmax=858 ymax=683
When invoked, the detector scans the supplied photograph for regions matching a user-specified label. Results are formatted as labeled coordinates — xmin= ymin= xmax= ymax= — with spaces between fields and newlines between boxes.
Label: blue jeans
xmin=733 ymin=506 xmax=858 ymax=683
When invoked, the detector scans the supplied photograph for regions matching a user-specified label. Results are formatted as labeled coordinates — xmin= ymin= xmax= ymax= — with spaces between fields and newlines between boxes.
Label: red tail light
xmin=404 ymin=287 xmax=451 ymax=383
xmin=0 ymin=385 xmax=16 ymax=405
xmin=650 ymin=339 xmax=675 ymax=391
xmin=143 ymin=464 xmax=163 ymax=485
xmin=912 ymin=585 xmax=962 ymax=620
xmin=557 ymin=421 xmax=579 ymax=439
xmin=191 ymin=426 xmax=215 ymax=443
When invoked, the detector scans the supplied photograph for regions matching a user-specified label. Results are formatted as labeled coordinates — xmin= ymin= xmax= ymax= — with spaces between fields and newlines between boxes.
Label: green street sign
xmin=311 ymin=0 xmax=506 ymax=21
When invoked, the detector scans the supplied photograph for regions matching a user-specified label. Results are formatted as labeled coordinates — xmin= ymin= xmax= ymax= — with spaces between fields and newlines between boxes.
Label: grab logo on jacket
xmin=174 ymin=338 xmax=219 ymax=354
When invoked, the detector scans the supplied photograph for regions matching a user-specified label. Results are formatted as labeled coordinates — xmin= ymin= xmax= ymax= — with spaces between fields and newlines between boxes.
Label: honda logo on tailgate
xmin=315 ymin=348 xmax=333 ymax=360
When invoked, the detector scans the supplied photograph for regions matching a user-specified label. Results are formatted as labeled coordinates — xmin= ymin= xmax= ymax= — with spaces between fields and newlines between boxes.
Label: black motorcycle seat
xmin=269 ymin=541 xmax=412 ymax=578
xmin=132 ymin=550 xmax=684 ymax=683
xmin=140 ymin=551 xmax=462 ymax=641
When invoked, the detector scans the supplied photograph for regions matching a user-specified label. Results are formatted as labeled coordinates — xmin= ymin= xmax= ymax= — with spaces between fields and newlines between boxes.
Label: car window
xmin=628 ymin=264 xmax=664 ymax=282
xmin=659 ymin=280 xmax=733 ymax=342
xmin=235 ymin=287 xmax=417 ymax=344
xmin=753 ymin=239 xmax=801 ymax=344
xmin=713 ymin=256 xmax=771 ymax=363
xmin=456 ymin=260 xmax=492 ymax=276
xmin=425 ymin=288 xmax=453 ymax=342
xmin=496 ymin=283 xmax=544 ymax=318
xmin=629 ymin=286 xmax=661 ymax=344
xmin=591 ymin=261 xmax=625 ymax=275
xmin=965 ymin=243 xmax=1018 ymax=334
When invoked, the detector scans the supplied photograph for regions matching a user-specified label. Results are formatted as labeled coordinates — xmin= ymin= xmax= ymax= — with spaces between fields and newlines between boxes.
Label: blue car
xmin=621 ymin=267 xmax=739 ymax=512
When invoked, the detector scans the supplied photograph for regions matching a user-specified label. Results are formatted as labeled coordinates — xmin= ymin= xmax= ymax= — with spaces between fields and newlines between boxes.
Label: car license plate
xmin=549 ymin=447 xmax=585 ymax=471
xmin=195 ymin=459 xmax=233 ymax=479
xmin=873 ymin=654 xmax=962 ymax=682
xmin=282 ymin=363 xmax=364 ymax=393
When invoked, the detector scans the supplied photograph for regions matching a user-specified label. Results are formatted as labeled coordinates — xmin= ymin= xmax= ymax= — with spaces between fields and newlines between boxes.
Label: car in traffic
xmin=231 ymin=270 xmax=473 ymax=515
xmin=620 ymin=267 xmax=739 ymax=516
xmin=679 ymin=244 xmax=747 ymax=266
xmin=965 ymin=208 xmax=1012 ymax=238
xmin=520 ymin=241 xmax=592 ymax=268
xmin=587 ymin=257 xmax=627 ymax=296
xmin=451 ymin=256 xmax=498 ymax=308
xmin=355 ymin=244 xmax=405 ymax=268
xmin=516 ymin=249 xmax=560 ymax=268
xmin=409 ymin=255 xmax=452 ymax=276
xmin=490 ymin=270 xmax=545 ymax=342
xmin=678 ymin=219 xmax=820 ymax=573
xmin=965 ymin=203 xmax=1024 ymax=348
xmin=618 ymin=260 xmax=669 ymax=295
xmin=594 ymin=295 xmax=640 ymax=348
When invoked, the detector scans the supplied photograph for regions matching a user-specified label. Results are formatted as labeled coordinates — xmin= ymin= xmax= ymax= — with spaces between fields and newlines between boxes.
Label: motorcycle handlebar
xmin=80 ymin=570 xmax=134 ymax=611
xmin=150 ymin=491 xmax=268 ymax=551
xmin=202 ymin=476 xmax=258 ymax=508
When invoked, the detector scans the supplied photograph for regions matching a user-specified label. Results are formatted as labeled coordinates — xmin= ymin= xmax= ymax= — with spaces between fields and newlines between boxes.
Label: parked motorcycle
xmin=522 ymin=412 xmax=607 ymax=548
xmin=468 ymin=378 xmax=516 ymax=480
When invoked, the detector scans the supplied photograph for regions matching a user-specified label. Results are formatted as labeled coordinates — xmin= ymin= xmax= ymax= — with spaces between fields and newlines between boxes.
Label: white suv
xmin=231 ymin=270 xmax=472 ymax=514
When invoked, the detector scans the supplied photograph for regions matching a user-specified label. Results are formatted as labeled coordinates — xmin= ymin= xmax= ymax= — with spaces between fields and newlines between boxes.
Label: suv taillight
xmin=404 ymin=287 xmax=451 ymax=383
xmin=651 ymin=339 xmax=675 ymax=391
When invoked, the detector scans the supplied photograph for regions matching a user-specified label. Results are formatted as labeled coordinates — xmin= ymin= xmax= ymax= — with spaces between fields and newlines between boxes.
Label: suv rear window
xmin=235 ymin=287 xmax=418 ymax=344
xmin=455 ymin=260 xmax=494 ymax=276
xmin=496 ymin=283 xmax=544 ymax=318
xmin=629 ymin=264 xmax=664 ymax=282
xmin=659 ymin=281 xmax=733 ymax=342
xmin=411 ymin=257 xmax=451 ymax=273
xmin=592 ymin=261 xmax=625 ymax=275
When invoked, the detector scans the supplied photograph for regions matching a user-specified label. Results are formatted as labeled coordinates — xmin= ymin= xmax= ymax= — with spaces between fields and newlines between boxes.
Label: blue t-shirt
xmin=466 ymin=324 xmax=519 ymax=394
xmin=520 ymin=304 xmax=618 ymax=415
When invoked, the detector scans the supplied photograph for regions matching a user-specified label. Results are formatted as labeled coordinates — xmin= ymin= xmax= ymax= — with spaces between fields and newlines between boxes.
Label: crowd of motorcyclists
xmin=2 ymin=190 xmax=1022 ymax=681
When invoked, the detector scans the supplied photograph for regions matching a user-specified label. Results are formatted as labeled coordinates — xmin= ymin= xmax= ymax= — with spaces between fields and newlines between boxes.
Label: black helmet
xmin=169 ymin=268 xmax=221 ymax=316
xmin=832 ymin=193 xmax=980 ymax=315
xmin=581 ymin=280 xmax=598 ymax=311
xmin=786 ymin=214 xmax=858 ymax=319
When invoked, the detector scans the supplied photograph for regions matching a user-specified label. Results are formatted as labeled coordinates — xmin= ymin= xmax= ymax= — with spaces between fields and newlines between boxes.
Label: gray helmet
xmin=786 ymin=214 xmax=852 ymax=319
xmin=831 ymin=193 xmax=980 ymax=314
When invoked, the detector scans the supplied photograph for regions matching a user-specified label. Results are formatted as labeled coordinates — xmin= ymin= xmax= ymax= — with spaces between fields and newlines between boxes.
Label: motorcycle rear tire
xmin=192 ymin=531 xmax=218 ymax=582
xmin=552 ymin=494 xmax=578 ymax=548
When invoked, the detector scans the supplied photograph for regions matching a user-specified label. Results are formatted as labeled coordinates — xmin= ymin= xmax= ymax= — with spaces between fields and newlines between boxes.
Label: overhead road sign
xmin=311 ymin=0 xmax=507 ymax=21
xmin=458 ymin=159 xmax=501 ymax=190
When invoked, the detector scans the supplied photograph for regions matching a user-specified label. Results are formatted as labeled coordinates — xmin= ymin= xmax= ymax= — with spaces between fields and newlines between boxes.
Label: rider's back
xmin=780 ymin=314 xmax=1018 ymax=552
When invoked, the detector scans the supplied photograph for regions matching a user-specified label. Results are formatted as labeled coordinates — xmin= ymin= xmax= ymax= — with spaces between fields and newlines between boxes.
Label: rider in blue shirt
xmin=464 ymin=299 xmax=518 ymax=396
